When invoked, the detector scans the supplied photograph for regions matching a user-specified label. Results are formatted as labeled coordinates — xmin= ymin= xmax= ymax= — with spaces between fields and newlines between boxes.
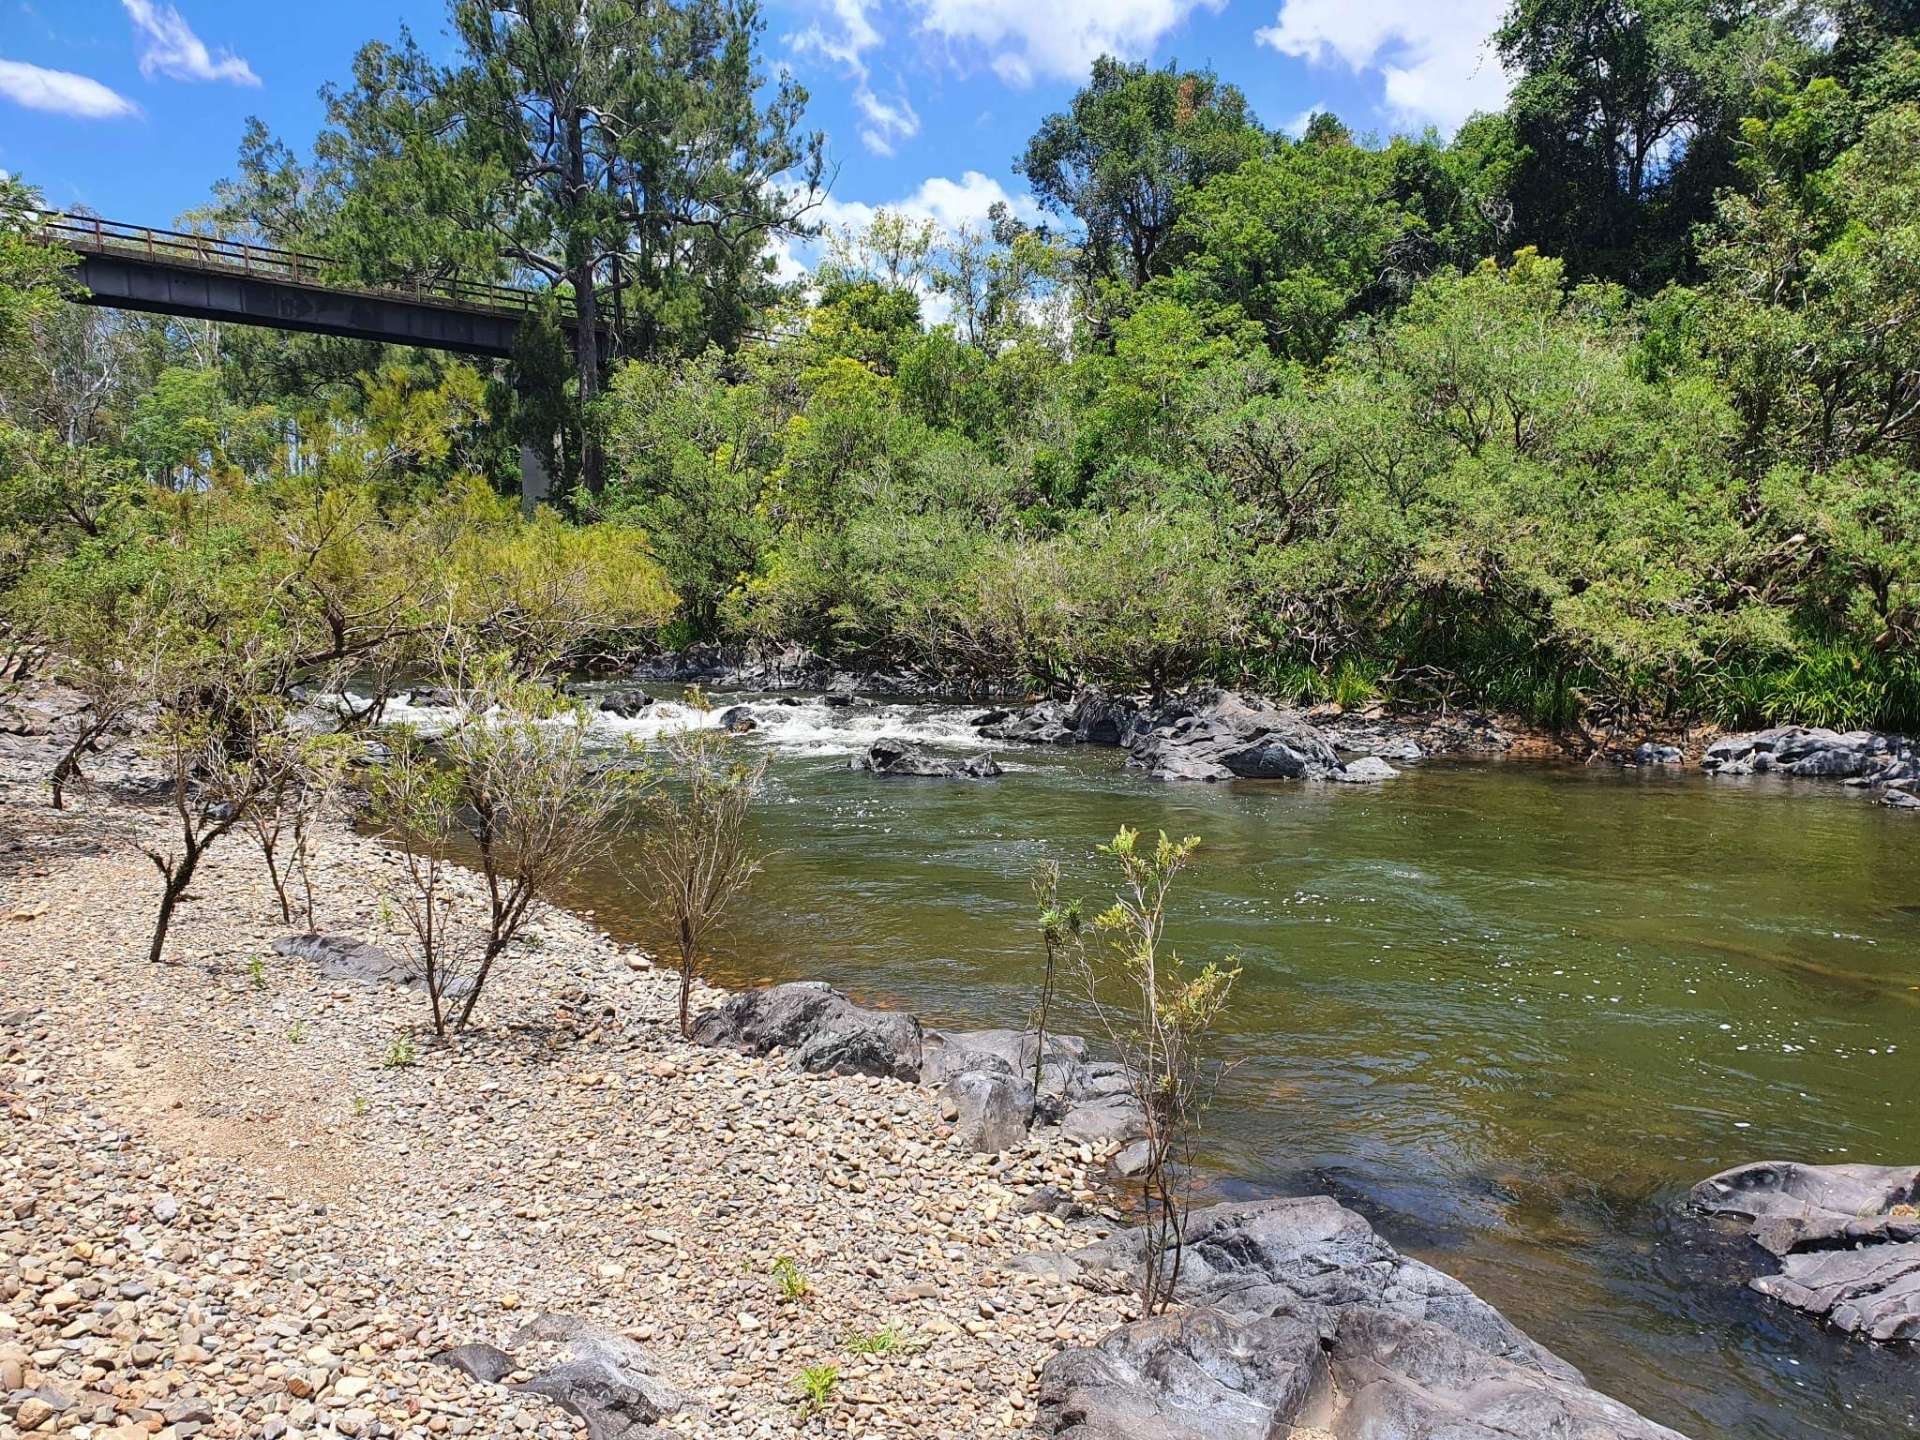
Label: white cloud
xmin=905 ymin=171 xmax=1039 ymax=232
xmin=789 ymin=0 xmax=920 ymax=157
xmin=122 ymin=0 xmax=259 ymax=87
xmin=1282 ymin=103 xmax=1326 ymax=138
xmin=914 ymin=0 xmax=1225 ymax=87
xmin=855 ymin=87 xmax=919 ymax=157
xmin=0 ymin=57 xmax=139 ymax=118
xmin=1255 ymin=0 xmax=1509 ymax=133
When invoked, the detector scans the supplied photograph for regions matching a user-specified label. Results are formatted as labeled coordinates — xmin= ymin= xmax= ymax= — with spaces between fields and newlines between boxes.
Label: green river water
xmin=478 ymin=687 xmax=1920 ymax=1440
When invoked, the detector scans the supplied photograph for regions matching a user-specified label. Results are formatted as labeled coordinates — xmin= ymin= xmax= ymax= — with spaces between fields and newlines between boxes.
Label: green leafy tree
xmin=1018 ymin=57 xmax=1266 ymax=290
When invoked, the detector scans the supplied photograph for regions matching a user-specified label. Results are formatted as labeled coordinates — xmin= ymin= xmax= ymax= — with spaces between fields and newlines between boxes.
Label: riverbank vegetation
xmin=4 ymin=3 xmax=1919 ymax=739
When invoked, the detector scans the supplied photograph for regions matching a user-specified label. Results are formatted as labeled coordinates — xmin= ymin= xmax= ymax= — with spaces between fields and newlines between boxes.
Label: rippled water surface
xmin=419 ymin=688 xmax=1920 ymax=1440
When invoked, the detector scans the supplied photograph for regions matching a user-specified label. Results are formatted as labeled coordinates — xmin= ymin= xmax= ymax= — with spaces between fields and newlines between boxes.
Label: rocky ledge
xmin=1703 ymin=726 xmax=1918 ymax=810
xmin=1019 ymin=1194 xmax=1687 ymax=1440
xmin=974 ymin=690 xmax=1435 ymax=784
xmin=1688 ymin=1160 xmax=1920 ymax=1341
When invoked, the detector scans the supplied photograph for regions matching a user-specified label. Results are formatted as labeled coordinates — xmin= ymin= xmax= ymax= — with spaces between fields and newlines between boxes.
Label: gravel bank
xmin=0 ymin=710 xmax=1132 ymax=1440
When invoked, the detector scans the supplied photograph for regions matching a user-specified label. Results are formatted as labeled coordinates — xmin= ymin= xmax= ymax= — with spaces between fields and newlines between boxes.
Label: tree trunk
xmin=566 ymin=107 xmax=605 ymax=498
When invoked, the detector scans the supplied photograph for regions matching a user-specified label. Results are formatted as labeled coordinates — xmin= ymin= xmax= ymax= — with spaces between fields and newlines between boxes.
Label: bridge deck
xmin=41 ymin=215 xmax=570 ymax=359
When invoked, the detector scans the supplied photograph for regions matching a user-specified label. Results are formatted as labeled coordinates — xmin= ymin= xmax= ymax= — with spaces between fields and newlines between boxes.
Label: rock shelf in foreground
xmin=1022 ymin=1195 xmax=1688 ymax=1440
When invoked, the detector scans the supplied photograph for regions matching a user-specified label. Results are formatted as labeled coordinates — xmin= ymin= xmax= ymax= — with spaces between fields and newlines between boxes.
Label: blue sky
xmin=2 ymin=0 xmax=1510 ymax=247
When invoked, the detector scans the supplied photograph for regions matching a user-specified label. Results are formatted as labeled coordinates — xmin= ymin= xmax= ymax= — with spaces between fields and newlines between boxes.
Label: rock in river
xmin=851 ymin=738 xmax=1002 ymax=779
xmin=1702 ymin=725 xmax=1917 ymax=784
xmin=1030 ymin=1195 xmax=1688 ymax=1440
xmin=1127 ymin=691 xmax=1343 ymax=783
xmin=690 ymin=980 xmax=922 ymax=1081
xmin=1688 ymin=1160 xmax=1920 ymax=1341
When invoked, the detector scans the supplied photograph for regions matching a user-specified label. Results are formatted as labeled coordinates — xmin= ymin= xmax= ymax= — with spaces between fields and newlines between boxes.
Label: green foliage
xmin=793 ymin=1363 xmax=837 ymax=1417
xmin=843 ymin=1325 xmax=907 ymax=1356
xmin=770 ymin=1256 xmax=809 ymax=1300
xmin=385 ymin=1034 xmax=418 ymax=1069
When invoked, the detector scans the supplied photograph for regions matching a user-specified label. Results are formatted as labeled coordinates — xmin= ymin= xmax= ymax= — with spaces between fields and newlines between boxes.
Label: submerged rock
xmin=715 ymin=705 xmax=758 ymax=733
xmin=1634 ymin=742 xmax=1685 ymax=766
xmin=851 ymin=738 xmax=1003 ymax=779
xmin=690 ymin=980 xmax=922 ymax=1081
xmin=1688 ymin=1160 xmax=1920 ymax=1340
xmin=1328 ymin=756 xmax=1399 ymax=783
xmin=1031 ymin=1195 xmax=1688 ymax=1440
xmin=1128 ymin=691 xmax=1343 ymax=783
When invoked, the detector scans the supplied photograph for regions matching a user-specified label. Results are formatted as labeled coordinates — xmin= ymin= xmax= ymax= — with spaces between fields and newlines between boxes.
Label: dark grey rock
xmin=271 ymin=933 xmax=417 ymax=984
xmin=434 ymin=1344 xmax=516 ymax=1383
xmin=1068 ymin=1196 xmax=1575 ymax=1379
xmin=1072 ymin=692 xmax=1139 ymax=747
xmin=968 ymin=708 xmax=1012 ymax=728
xmin=408 ymin=687 xmax=457 ymax=708
xmin=980 ymin=700 xmax=1077 ymax=745
xmin=1059 ymin=1094 xmax=1149 ymax=1149
xmin=941 ymin=1070 xmax=1033 ymax=1154
xmin=1755 ymin=1242 xmax=1920 ymax=1341
xmin=1034 ymin=1197 xmax=1689 ymax=1440
xmin=597 ymin=690 xmax=653 ymax=719
xmin=508 ymin=1314 xmax=685 ymax=1440
xmin=715 ymin=705 xmax=757 ymax=733
xmin=1689 ymin=1160 xmax=1920 ymax=1256
xmin=1128 ymin=692 xmax=1343 ymax=783
xmin=850 ymin=738 xmax=1001 ymax=779
xmin=1689 ymin=1160 xmax=1920 ymax=1340
xmin=1702 ymin=725 xmax=1917 ymax=786
xmin=1329 ymin=756 xmax=1399 ymax=783
xmin=1634 ymin=742 xmax=1684 ymax=766
xmin=689 ymin=981 xmax=922 ymax=1081
xmin=921 ymin=1028 xmax=1087 ymax=1097
xmin=1036 ymin=1308 xmax=1330 ymax=1440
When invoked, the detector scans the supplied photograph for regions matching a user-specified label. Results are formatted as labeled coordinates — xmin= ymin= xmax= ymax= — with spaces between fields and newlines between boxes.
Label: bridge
xmin=39 ymin=214 xmax=572 ymax=503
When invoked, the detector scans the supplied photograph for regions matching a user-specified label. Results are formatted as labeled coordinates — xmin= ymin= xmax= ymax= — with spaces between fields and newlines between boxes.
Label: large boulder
xmin=434 ymin=1315 xmax=688 ymax=1440
xmin=1128 ymin=692 xmax=1343 ymax=783
xmin=940 ymin=1070 xmax=1033 ymax=1154
xmin=1033 ymin=1197 xmax=1687 ymax=1440
xmin=921 ymin=1028 xmax=1148 ymax=1154
xmin=689 ymin=981 xmax=922 ymax=1081
xmin=1037 ymin=1308 xmax=1330 ymax=1440
xmin=851 ymin=738 xmax=1002 ymax=779
xmin=1688 ymin=1160 xmax=1920 ymax=1340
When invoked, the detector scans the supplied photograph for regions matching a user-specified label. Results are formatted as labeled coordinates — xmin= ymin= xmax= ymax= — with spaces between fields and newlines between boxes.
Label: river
xmin=391 ymin=686 xmax=1920 ymax=1440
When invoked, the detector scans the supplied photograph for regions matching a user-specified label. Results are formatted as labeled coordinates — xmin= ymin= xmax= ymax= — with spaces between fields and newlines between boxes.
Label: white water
xmin=318 ymin=688 xmax=1003 ymax=760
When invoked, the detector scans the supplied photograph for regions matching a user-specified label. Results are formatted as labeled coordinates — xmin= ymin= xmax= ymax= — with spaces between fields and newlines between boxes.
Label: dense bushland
xmin=3 ymin=2 xmax=1919 ymax=736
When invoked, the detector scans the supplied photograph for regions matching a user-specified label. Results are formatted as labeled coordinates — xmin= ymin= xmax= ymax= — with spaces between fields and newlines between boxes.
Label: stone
xmin=1702 ymin=725 xmax=1917 ymax=788
xmin=1328 ymin=756 xmax=1398 ymax=783
xmin=596 ymin=690 xmax=654 ymax=719
xmin=1690 ymin=1160 xmax=1920 ymax=1256
xmin=272 ymin=933 xmax=417 ymax=984
xmin=715 ymin=705 xmax=757 ymax=734
xmin=1126 ymin=691 xmax=1343 ymax=783
xmin=1058 ymin=1094 xmax=1148 ymax=1150
xmin=408 ymin=687 xmax=457 ymax=708
xmin=850 ymin=738 xmax=1002 ymax=779
xmin=510 ymin=1314 xmax=687 ymax=1440
xmin=1034 ymin=1199 xmax=1689 ymax=1440
xmin=434 ymin=1344 xmax=517 ymax=1384
xmin=1754 ymin=1243 xmax=1920 ymax=1342
xmin=1634 ymin=742 xmax=1684 ymax=766
xmin=1688 ymin=1160 xmax=1920 ymax=1340
xmin=689 ymin=981 xmax=923 ymax=1081
xmin=14 ymin=1396 xmax=58 ymax=1432
xmin=940 ymin=1070 xmax=1033 ymax=1154
xmin=979 ymin=701 xmax=1077 ymax=746
xmin=1036 ymin=1308 xmax=1330 ymax=1440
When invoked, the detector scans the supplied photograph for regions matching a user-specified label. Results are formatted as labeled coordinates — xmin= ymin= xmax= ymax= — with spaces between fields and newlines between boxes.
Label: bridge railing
xmin=37 ymin=213 xmax=571 ymax=321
